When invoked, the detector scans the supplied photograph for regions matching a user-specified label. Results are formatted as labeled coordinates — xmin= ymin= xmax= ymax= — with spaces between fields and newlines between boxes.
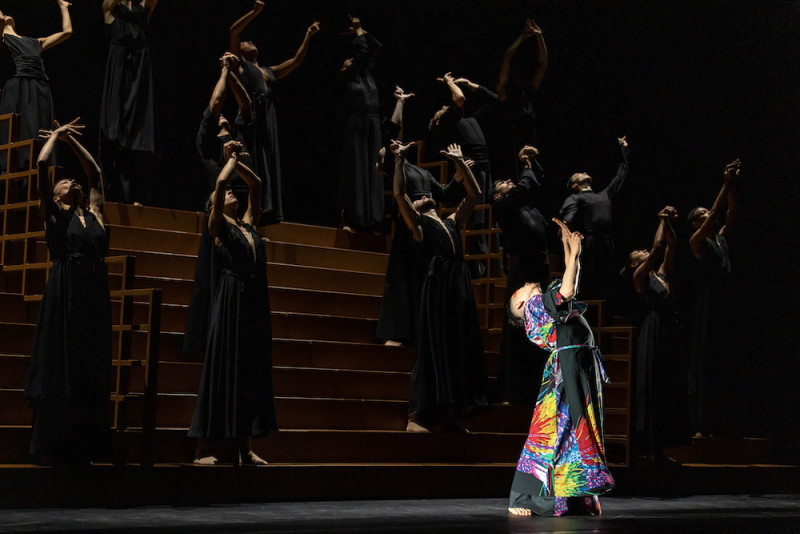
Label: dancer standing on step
xmin=1 ymin=1 xmax=72 ymax=166
xmin=26 ymin=118 xmax=112 ymax=466
xmin=229 ymin=0 xmax=320 ymax=225
xmin=99 ymin=0 xmax=159 ymax=205
xmin=686 ymin=159 xmax=740 ymax=438
xmin=559 ymin=136 xmax=630 ymax=300
xmin=375 ymin=85 xmax=462 ymax=346
xmin=393 ymin=140 xmax=488 ymax=433
xmin=507 ymin=218 xmax=614 ymax=517
xmin=338 ymin=13 xmax=383 ymax=234
xmin=189 ymin=140 xmax=277 ymax=466
xmin=623 ymin=206 xmax=683 ymax=464
xmin=491 ymin=145 xmax=550 ymax=406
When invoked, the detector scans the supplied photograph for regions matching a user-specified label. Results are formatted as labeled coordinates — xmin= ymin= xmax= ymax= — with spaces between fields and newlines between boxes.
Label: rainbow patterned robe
xmin=514 ymin=280 xmax=615 ymax=500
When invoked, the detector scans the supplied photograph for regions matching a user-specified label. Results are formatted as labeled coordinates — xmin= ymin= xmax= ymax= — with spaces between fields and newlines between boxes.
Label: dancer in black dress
xmin=26 ymin=118 xmax=111 ymax=465
xmin=492 ymin=18 xmax=548 ymax=178
xmin=1 ymin=2 xmax=72 ymax=167
xmin=686 ymin=159 xmax=740 ymax=437
xmin=393 ymin=140 xmax=488 ymax=432
xmin=338 ymin=14 xmax=383 ymax=233
xmin=184 ymin=54 xmax=253 ymax=357
xmin=559 ymin=136 xmax=630 ymax=299
xmin=625 ymin=206 xmax=682 ymax=461
xmin=229 ymin=0 xmax=320 ymax=224
xmin=375 ymin=86 xmax=461 ymax=345
xmin=189 ymin=141 xmax=277 ymax=466
xmin=99 ymin=0 xmax=159 ymax=204
xmin=491 ymin=145 xmax=550 ymax=405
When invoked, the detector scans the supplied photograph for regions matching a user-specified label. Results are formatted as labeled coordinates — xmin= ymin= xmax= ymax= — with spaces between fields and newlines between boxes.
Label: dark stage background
xmin=2 ymin=0 xmax=799 ymax=461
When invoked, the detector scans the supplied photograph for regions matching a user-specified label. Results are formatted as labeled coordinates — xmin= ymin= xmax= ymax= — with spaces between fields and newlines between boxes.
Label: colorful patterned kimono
xmin=509 ymin=280 xmax=614 ymax=516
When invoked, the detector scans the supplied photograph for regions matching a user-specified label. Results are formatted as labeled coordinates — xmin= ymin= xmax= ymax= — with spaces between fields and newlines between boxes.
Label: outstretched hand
xmin=518 ymin=145 xmax=539 ymax=162
xmin=523 ymin=18 xmax=542 ymax=38
xmin=57 ymin=0 xmax=72 ymax=8
xmin=394 ymin=86 xmax=415 ymax=102
xmin=39 ymin=117 xmax=84 ymax=141
xmin=658 ymin=206 xmax=678 ymax=221
xmin=436 ymin=72 xmax=455 ymax=84
xmin=552 ymin=218 xmax=582 ymax=256
xmin=220 ymin=52 xmax=239 ymax=71
xmin=724 ymin=158 xmax=741 ymax=182
xmin=307 ymin=21 xmax=320 ymax=36
xmin=617 ymin=135 xmax=628 ymax=148
xmin=223 ymin=140 xmax=243 ymax=160
xmin=252 ymin=0 xmax=265 ymax=15
xmin=439 ymin=143 xmax=464 ymax=161
xmin=390 ymin=139 xmax=415 ymax=158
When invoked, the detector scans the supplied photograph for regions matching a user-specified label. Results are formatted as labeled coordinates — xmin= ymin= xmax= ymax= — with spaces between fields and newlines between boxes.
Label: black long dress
xmin=0 ymin=34 xmax=53 ymax=149
xmin=188 ymin=220 xmax=277 ymax=440
xmin=375 ymin=162 xmax=457 ymax=344
xmin=25 ymin=209 xmax=112 ymax=463
xmin=339 ymin=33 xmax=383 ymax=230
xmin=688 ymin=234 xmax=731 ymax=435
xmin=634 ymin=272 xmax=682 ymax=452
xmin=98 ymin=1 xmax=155 ymax=203
xmin=408 ymin=215 xmax=488 ymax=422
xmin=239 ymin=62 xmax=283 ymax=222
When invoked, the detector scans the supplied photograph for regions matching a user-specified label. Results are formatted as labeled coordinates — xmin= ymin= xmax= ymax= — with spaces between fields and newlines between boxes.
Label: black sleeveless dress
xmin=99 ymin=1 xmax=155 ymax=154
xmin=0 ymin=33 xmax=53 ymax=145
xmin=189 ymin=220 xmax=277 ymax=440
xmin=25 ymin=209 xmax=112 ymax=463
xmin=408 ymin=215 xmax=488 ymax=420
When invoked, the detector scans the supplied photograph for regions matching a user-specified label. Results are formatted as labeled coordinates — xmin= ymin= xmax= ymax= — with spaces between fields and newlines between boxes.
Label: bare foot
xmin=384 ymin=340 xmax=403 ymax=347
xmin=508 ymin=507 xmax=532 ymax=517
xmin=193 ymin=455 xmax=219 ymax=466
xmin=341 ymin=225 xmax=355 ymax=234
xmin=406 ymin=420 xmax=431 ymax=433
xmin=240 ymin=450 xmax=268 ymax=466
xmin=133 ymin=202 xmax=143 ymax=207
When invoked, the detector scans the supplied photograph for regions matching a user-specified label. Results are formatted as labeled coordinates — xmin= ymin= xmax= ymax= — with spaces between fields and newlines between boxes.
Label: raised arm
xmin=271 ymin=21 xmax=320 ymax=79
xmin=143 ymin=0 xmax=159 ymax=22
xmin=229 ymin=0 xmax=264 ymax=57
xmin=659 ymin=207 xmax=679 ymax=278
xmin=209 ymin=59 xmax=230 ymax=118
xmin=553 ymin=218 xmax=582 ymax=300
xmin=40 ymin=1 xmax=73 ymax=52
xmin=633 ymin=218 xmax=667 ymax=295
xmin=604 ymin=136 xmax=630 ymax=198
xmin=689 ymin=169 xmax=732 ymax=259
xmin=232 ymin=157 xmax=261 ymax=227
xmin=102 ymin=0 xmax=125 ymax=24
xmin=440 ymin=144 xmax=481 ymax=228
xmin=454 ymin=77 xmax=499 ymax=103
xmin=719 ymin=159 xmax=740 ymax=237
xmin=36 ymin=122 xmax=68 ymax=221
xmin=63 ymin=122 xmax=105 ymax=221
xmin=208 ymin=151 xmax=239 ymax=240
xmin=222 ymin=53 xmax=252 ymax=122
xmin=390 ymin=86 xmax=414 ymax=140
xmin=391 ymin=140 xmax=423 ymax=242
xmin=497 ymin=18 xmax=547 ymax=101
xmin=437 ymin=72 xmax=465 ymax=108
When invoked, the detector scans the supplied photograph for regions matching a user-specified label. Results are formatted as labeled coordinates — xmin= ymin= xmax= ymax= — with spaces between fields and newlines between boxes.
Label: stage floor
xmin=1 ymin=494 xmax=799 ymax=533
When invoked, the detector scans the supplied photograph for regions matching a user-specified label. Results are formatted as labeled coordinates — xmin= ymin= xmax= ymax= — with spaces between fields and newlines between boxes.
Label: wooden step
xmin=107 ymin=225 xmax=201 ymax=256
xmin=104 ymin=203 xmax=204 ymax=233
xmin=262 ymin=222 xmax=390 ymax=253
xmin=265 ymin=241 xmax=387 ymax=274
xmin=0 ymin=389 xmax=626 ymax=437
xmin=665 ymin=436 xmax=774 ymax=465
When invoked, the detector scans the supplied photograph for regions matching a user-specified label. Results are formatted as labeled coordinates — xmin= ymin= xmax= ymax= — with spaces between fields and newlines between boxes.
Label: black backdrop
xmin=3 ymin=0 xmax=799 ymax=461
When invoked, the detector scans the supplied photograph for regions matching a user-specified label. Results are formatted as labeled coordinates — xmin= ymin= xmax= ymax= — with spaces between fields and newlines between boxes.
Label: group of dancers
xmin=4 ymin=1 xmax=741 ymax=520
